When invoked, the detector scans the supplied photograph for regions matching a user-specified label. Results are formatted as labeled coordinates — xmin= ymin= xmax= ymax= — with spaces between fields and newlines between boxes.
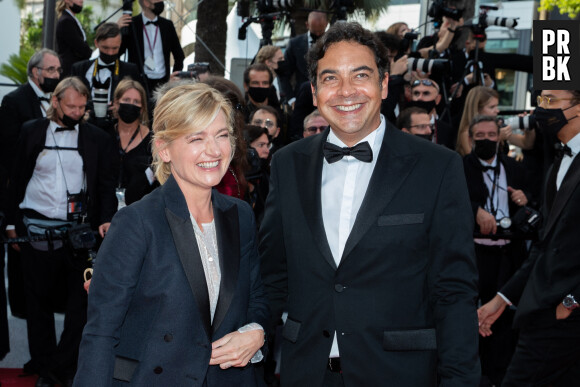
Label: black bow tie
xmin=146 ymin=20 xmax=159 ymax=26
xmin=97 ymin=63 xmax=114 ymax=72
xmin=39 ymin=96 xmax=50 ymax=102
xmin=481 ymin=165 xmax=496 ymax=171
xmin=323 ymin=141 xmax=373 ymax=164
xmin=555 ymin=143 xmax=573 ymax=158
xmin=55 ymin=126 xmax=75 ymax=132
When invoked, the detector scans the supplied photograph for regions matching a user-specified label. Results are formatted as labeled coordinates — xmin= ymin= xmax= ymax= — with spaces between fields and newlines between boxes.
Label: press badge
xmin=116 ymin=187 xmax=127 ymax=210
xmin=67 ymin=191 xmax=86 ymax=222
xmin=144 ymin=56 xmax=156 ymax=71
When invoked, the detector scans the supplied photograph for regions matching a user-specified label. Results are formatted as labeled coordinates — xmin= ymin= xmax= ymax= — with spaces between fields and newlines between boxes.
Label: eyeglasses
xmin=409 ymin=124 xmax=434 ymax=131
xmin=412 ymin=79 xmax=439 ymax=91
xmin=305 ymin=125 xmax=327 ymax=134
xmin=252 ymin=118 xmax=276 ymax=129
xmin=536 ymin=95 xmax=576 ymax=108
xmin=37 ymin=66 xmax=63 ymax=75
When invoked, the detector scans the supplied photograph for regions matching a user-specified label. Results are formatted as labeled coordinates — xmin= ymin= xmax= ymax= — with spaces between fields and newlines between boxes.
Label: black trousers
xmin=503 ymin=312 xmax=580 ymax=386
xmin=19 ymin=235 xmax=88 ymax=379
xmin=475 ymin=242 xmax=527 ymax=385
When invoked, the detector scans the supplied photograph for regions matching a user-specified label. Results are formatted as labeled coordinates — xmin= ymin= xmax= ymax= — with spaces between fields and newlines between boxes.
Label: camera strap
xmin=116 ymin=124 xmax=141 ymax=188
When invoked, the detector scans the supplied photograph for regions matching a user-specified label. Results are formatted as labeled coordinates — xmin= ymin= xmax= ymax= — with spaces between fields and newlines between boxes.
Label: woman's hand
xmin=209 ymin=329 xmax=264 ymax=369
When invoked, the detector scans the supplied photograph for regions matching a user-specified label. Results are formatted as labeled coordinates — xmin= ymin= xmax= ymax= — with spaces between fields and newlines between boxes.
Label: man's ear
xmin=311 ymin=83 xmax=318 ymax=107
xmin=435 ymin=94 xmax=442 ymax=105
xmin=401 ymin=128 xmax=410 ymax=134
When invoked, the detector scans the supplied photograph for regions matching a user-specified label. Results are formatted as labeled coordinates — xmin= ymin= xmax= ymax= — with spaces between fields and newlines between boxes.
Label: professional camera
xmin=121 ymin=0 xmax=134 ymax=35
xmin=407 ymin=57 xmax=450 ymax=76
xmin=500 ymin=115 xmax=536 ymax=131
xmin=176 ymin=63 xmax=211 ymax=79
xmin=465 ymin=5 xmax=518 ymax=37
xmin=399 ymin=31 xmax=419 ymax=56
xmin=428 ymin=0 xmax=463 ymax=24
xmin=257 ymin=0 xmax=295 ymax=13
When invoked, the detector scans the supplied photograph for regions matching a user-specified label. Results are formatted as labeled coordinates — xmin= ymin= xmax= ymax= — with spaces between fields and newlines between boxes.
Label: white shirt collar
xmin=327 ymin=115 xmax=385 ymax=150
xmin=564 ymin=131 xmax=580 ymax=156
xmin=49 ymin=118 xmax=79 ymax=132
xmin=142 ymin=13 xmax=158 ymax=24
xmin=28 ymin=79 xmax=50 ymax=99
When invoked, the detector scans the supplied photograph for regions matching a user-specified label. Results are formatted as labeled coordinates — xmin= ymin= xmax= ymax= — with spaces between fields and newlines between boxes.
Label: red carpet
xmin=0 ymin=368 xmax=38 ymax=387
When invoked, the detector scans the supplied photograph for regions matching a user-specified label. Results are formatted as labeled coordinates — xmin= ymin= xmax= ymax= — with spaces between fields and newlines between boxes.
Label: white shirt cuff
xmin=238 ymin=323 xmax=264 ymax=363
xmin=497 ymin=292 xmax=512 ymax=306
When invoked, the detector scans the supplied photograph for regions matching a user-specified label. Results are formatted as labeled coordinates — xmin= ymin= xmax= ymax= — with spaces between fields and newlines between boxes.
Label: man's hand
xmin=99 ymin=222 xmax=111 ymax=238
xmin=556 ymin=303 xmax=573 ymax=320
xmin=390 ymin=55 xmax=408 ymax=76
xmin=117 ymin=14 xmax=132 ymax=29
xmin=5 ymin=229 xmax=20 ymax=252
xmin=209 ymin=329 xmax=264 ymax=369
xmin=499 ymin=124 xmax=512 ymax=142
xmin=476 ymin=207 xmax=497 ymax=235
xmin=478 ymin=294 xmax=508 ymax=337
xmin=507 ymin=186 xmax=528 ymax=207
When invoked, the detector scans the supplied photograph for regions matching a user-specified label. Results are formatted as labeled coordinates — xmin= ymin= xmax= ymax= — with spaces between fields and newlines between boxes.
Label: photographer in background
xmin=5 ymin=78 xmax=117 ymax=387
xmin=463 ymin=115 xmax=532 ymax=386
xmin=243 ymin=125 xmax=270 ymax=227
xmin=117 ymin=0 xmax=185 ymax=97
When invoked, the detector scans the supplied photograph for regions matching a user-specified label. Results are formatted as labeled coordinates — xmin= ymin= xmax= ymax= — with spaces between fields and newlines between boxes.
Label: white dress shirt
xmin=321 ymin=115 xmax=386 ymax=358
xmin=142 ymin=14 xmax=165 ymax=79
xmin=20 ymin=120 xmax=84 ymax=220
xmin=84 ymin=58 xmax=114 ymax=101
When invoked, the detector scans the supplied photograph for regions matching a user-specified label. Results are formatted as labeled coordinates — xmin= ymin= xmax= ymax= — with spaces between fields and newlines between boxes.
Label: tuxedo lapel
xmin=163 ymin=177 xmax=212 ymax=338
xmin=295 ymin=130 xmax=336 ymax=269
xmin=23 ymin=84 xmax=44 ymax=119
xmin=543 ymin=155 xmax=580 ymax=237
xmin=341 ymin=126 xmax=418 ymax=263
xmin=211 ymin=192 xmax=240 ymax=334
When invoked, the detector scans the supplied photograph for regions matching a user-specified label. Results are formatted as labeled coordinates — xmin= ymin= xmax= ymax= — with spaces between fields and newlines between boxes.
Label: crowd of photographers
xmin=0 ymin=0 xmax=568 ymax=385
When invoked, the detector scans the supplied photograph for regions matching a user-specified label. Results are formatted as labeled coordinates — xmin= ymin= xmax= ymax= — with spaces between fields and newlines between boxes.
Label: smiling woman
xmin=75 ymin=83 xmax=270 ymax=386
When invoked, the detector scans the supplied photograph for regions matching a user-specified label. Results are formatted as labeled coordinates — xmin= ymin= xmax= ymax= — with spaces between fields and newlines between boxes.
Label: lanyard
xmin=143 ymin=23 xmax=159 ymax=56
xmin=92 ymin=58 xmax=120 ymax=80
xmin=48 ymin=128 xmax=85 ymax=196
xmin=117 ymin=124 xmax=141 ymax=187
xmin=484 ymin=166 xmax=500 ymax=217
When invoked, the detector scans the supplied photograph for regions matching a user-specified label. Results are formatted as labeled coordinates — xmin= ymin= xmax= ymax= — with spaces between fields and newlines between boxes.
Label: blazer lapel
xmin=211 ymin=192 xmax=240 ymax=334
xmin=341 ymin=126 xmax=418 ymax=263
xmin=163 ymin=177 xmax=212 ymax=338
xmin=295 ymin=130 xmax=336 ymax=270
xmin=542 ymin=155 xmax=580 ymax=237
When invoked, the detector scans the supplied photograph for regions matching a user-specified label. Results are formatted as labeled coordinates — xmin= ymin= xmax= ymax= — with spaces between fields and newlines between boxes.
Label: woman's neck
xmin=118 ymin=120 xmax=139 ymax=134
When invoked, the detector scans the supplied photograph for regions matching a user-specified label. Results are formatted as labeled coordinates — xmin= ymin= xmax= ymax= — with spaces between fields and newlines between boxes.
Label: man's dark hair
xmin=396 ymin=107 xmax=429 ymax=130
xmin=249 ymin=105 xmax=280 ymax=126
xmin=243 ymin=63 xmax=273 ymax=86
xmin=307 ymin=21 xmax=389 ymax=90
xmin=95 ymin=22 xmax=121 ymax=42
xmin=468 ymin=115 xmax=499 ymax=137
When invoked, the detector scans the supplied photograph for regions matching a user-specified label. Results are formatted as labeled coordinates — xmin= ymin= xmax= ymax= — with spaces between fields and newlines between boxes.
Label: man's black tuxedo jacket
xmin=71 ymin=59 xmax=144 ymax=97
xmin=56 ymin=11 xmax=93 ymax=76
xmin=7 ymin=118 xmax=118 ymax=229
xmin=74 ymin=176 xmax=270 ymax=386
xmin=279 ymin=33 xmax=309 ymax=101
xmin=121 ymin=15 xmax=185 ymax=83
xmin=259 ymin=124 xmax=480 ymax=386
xmin=0 ymin=83 xmax=44 ymax=172
xmin=501 ymin=155 xmax=580 ymax=328
xmin=463 ymin=152 xmax=532 ymax=222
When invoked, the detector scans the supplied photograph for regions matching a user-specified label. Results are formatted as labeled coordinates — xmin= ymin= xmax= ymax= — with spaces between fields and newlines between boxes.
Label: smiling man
xmin=259 ymin=22 xmax=480 ymax=386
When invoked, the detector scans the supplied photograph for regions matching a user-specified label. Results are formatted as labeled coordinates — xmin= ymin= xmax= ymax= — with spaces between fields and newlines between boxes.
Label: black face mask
xmin=59 ymin=102 xmax=82 ymax=128
xmin=152 ymin=1 xmax=164 ymax=16
xmin=406 ymin=99 xmax=437 ymax=113
xmin=70 ymin=3 xmax=83 ymax=13
xmin=416 ymin=133 xmax=434 ymax=142
xmin=474 ymin=139 xmax=498 ymax=161
xmin=40 ymin=77 xmax=59 ymax=93
xmin=248 ymin=87 xmax=269 ymax=104
xmin=275 ymin=61 xmax=289 ymax=77
xmin=533 ymin=106 xmax=578 ymax=138
xmin=118 ymin=103 xmax=141 ymax=124
xmin=99 ymin=52 xmax=118 ymax=65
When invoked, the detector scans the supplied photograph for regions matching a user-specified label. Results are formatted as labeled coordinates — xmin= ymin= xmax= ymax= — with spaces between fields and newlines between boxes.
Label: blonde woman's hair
xmin=56 ymin=0 xmax=68 ymax=17
xmin=152 ymin=83 xmax=236 ymax=184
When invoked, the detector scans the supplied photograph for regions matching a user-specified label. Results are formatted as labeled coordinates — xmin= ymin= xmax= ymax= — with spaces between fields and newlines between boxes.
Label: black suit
xmin=121 ymin=15 xmax=185 ymax=86
xmin=0 ymin=82 xmax=46 ymax=320
xmin=6 ymin=118 xmax=117 ymax=380
xmin=279 ymin=33 xmax=309 ymax=101
xmin=71 ymin=58 xmax=143 ymax=98
xmin=464 ymin=152 xmax=531 ymax=384
xmin=56 ymin=11 xmax=93 ymax=76
xmin=260 ymin=124 xmax=480 ymax=385
xmin=499 ymin=152 xmax=580 ymax=385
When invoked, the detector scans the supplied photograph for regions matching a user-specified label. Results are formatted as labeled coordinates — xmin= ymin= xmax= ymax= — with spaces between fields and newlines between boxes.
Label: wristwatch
xmin=562 ymin=294 xmax=579 ymax=310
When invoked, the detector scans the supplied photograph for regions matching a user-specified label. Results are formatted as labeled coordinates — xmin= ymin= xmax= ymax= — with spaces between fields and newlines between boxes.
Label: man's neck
xmin=142 ymin=8 xmax=156 ymax=20
xmin=558 ymin=126 xmax=580 ymax=145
